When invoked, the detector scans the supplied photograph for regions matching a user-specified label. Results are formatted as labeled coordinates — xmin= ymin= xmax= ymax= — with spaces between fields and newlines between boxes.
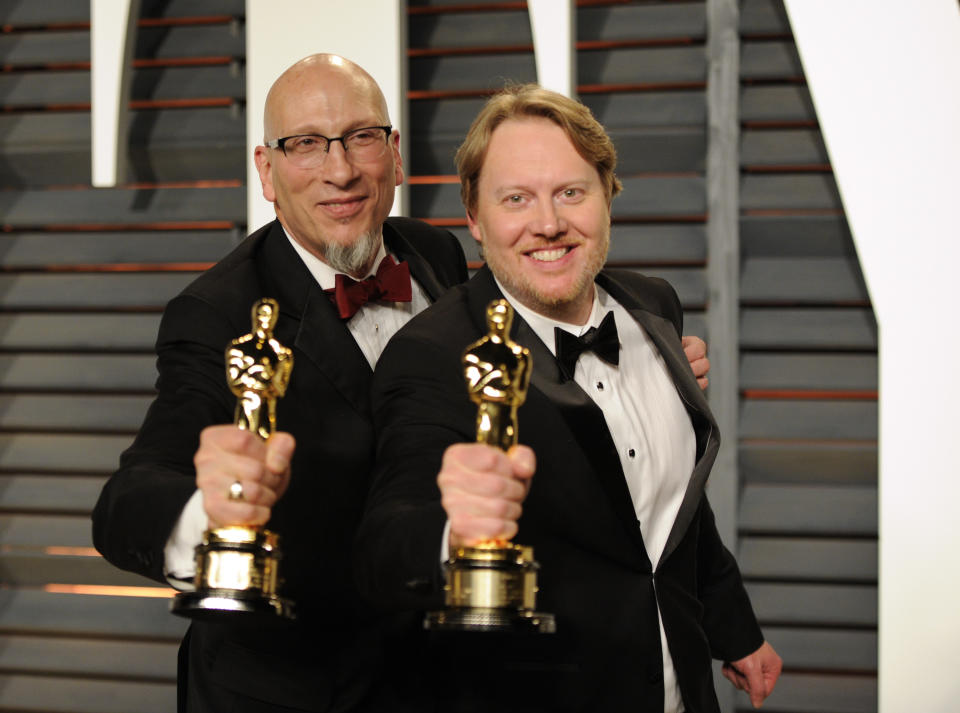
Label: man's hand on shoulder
xmin=681 ymin=335 xmax=710 ymax=390
xmin=194 ymin=424 xmax=295 ymax=529
xmin=722 ymin=640 xmax=782 ymax=708
xmin=438 ymin=442 xmax=535 ymax=550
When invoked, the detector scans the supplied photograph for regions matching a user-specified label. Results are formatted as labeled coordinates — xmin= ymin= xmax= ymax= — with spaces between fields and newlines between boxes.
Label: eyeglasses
xmin=265 ymin=125 xmax=392 ymax=168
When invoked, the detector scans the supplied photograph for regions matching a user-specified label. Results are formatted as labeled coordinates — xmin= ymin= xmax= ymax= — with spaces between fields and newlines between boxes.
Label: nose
xmin=529 ymin=199 xmax=568 ymax=239
xmin=321 ymin=139 xmax=359 ymax=185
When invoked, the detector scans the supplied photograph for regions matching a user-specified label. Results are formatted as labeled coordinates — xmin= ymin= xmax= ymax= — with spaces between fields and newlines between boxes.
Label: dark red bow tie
xmin=325 ymin=255 xmax=412 ymax=320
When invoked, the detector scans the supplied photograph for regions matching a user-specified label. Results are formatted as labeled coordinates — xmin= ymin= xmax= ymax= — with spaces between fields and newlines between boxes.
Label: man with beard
xmin=93 ymin=58 xmax=710 ymax=712
xmin=353 ymin=85 xmax=780 ymax=712
xmin=91 ymin=54 xmax=469 ymax=713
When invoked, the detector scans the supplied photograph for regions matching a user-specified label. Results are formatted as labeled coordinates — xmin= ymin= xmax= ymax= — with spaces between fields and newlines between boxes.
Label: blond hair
xmin=455 ymin=84 xmax=622 ymax=216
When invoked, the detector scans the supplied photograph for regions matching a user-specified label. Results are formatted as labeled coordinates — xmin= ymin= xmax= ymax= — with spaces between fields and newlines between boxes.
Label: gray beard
xmin=319 ymin=227 xmax=382 ymax=277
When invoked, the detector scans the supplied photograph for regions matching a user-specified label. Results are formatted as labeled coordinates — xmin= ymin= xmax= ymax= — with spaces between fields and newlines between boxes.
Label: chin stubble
xmin=486 ymin=229 xmax=611 ymax=317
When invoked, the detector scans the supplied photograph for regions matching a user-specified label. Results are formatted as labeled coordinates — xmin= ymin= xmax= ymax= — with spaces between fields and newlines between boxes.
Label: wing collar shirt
xmin=498 ymin=277 xmax=696 ymax=713
xmin=163 ymin=226 xmax=431 ymax=582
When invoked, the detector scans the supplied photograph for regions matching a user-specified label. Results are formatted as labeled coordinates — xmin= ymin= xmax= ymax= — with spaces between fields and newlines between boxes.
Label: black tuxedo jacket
xmin=356 ymin=266 xmax=763 ymax=713
xmin=92 ymin=218 xmax=467 ymax=712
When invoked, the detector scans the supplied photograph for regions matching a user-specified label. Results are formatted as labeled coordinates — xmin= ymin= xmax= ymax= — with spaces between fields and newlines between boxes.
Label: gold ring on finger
xmin=228 ymin=480 xmax=244 ymax=501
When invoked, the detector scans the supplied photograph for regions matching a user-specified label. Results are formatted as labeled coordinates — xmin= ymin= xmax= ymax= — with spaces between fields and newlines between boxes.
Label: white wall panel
xmin=245 ymin=0 xmax=406 ymax=232
xmin=783 ymin=2 xmax=960 ymax=711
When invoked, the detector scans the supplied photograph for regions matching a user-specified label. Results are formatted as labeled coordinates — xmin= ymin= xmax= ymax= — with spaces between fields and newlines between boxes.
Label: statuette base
xmin=171 ymin=526 xmax=294 ymax=621
xmin=425 ymin=543 xmax=555 ymax=633
xmin=170 ymin=588 xmax=294 ymax=620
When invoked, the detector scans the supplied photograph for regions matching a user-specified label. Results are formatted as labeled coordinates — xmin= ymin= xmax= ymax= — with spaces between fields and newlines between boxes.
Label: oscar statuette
xmin=171 ymin=298 xmax=295 ymax=620
xmin=425 ymin=299 xmax=555 ymax=633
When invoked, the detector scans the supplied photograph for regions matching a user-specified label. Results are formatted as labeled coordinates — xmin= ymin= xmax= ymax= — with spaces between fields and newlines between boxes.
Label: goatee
xmin=320 ymin=228 xmax=382 ymax=278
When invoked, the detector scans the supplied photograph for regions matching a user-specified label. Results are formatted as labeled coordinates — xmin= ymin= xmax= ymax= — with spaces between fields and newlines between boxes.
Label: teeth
xmin=530 ymin=247 xmax=568 ymax=262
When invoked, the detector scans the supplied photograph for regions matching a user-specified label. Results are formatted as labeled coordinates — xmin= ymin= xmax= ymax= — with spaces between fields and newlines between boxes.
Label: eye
xmin=507 ymin=194 xmax=524 ymax=203
xmin=561 ymin=187 xmax=583 ymax=199
xmin=287 ymin=135 xmax=324 ymax=153
xmin=349 ymin=129 xmax=378 ymax=142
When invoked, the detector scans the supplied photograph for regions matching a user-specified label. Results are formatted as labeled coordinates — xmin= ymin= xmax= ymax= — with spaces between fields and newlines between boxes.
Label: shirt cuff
xmin=163 ymin=489 xmax=207 ymax=590
xmin=440 ymin=519 xmax=452 ymax=565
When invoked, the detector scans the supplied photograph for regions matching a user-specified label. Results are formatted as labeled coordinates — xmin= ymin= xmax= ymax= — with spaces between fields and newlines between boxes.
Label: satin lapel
xmin=467 ymin=269 xmax=651 ymax=561
xmin=385 ymin=224 xmax=448 ymax=302
xmin=258 ymin=223 xmax=372 ymax=417
xmin=598 ymin=271 xmax=720 ymax=564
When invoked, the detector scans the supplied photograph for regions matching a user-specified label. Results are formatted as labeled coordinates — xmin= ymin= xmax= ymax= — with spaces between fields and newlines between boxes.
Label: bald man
xmin=92 ymin=55 xmax=710 ymax=712
xmin=92 ymin=54 xmax=468 ymax=713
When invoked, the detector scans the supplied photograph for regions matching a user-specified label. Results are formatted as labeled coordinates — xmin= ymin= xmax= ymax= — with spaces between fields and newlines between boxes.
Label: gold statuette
xmin=425 ymin=299 xmax=555 ymax=633
xmin=172 ymin=298 xmax=295 ymax=620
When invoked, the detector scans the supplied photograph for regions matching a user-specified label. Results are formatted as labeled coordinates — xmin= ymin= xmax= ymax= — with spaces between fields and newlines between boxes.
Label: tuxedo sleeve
xmin=696 ymin=497 xmax=765 ymax=661
xmin=627 ymin=271 xmax=763 ymax=658
xmin=354 ymin=317 xmax=473 ymax=611
xmin=91 ymin=294 xmax=236 ymax=583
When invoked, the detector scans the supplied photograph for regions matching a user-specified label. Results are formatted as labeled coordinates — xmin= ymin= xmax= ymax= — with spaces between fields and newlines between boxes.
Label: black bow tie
xmin=554 ymin=311 xmax=620 ymax=381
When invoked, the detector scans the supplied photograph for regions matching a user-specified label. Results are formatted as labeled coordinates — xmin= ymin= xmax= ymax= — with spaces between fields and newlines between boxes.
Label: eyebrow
xmin=492 ymin=179 xmax=590 ymax=196
xmin=282 ymin=119 xmax=387 ymax=137
xmin=491 ymin=185 xmax=530 ymax=199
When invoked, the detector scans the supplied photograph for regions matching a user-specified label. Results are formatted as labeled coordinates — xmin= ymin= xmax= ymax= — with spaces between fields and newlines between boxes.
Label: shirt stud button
xmin=628 ymin=449 xmax=636 ymax=458
xmin=596 ymin=381 xmax=604 ymax=391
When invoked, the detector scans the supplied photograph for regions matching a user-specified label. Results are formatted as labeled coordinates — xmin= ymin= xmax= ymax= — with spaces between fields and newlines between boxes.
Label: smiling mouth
xmin=528 ymin=246 xmax=571 ymax=262
xmin=321 ymin=196 xmax=363 ymax=206
xmin=318 ymin=197 xmax=365 ymax=218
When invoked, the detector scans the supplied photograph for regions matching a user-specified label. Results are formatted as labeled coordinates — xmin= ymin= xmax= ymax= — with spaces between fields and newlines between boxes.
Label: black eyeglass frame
xmin=265 ymin=125 xmax=393 ymax=156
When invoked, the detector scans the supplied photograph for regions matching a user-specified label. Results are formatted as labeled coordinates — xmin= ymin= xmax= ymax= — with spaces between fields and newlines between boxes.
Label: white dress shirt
xmin=497 ymin=279 xmax=696 ymax=713
xmin=163 ymin=228 xmax=431 ymax=582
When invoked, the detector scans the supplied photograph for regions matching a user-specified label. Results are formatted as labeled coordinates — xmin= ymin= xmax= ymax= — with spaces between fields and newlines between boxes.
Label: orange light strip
xmin=44 ymin=547 xmax=100 ymax=556
xmin=407 ymin=175 xmax=461 ymax=184
xmin=408 ymin=88 xmax=494 ymax=100
xmin=133 ymin=56 xmax=235 ymax=68
xmin=577 ymin=0 xmax=633 ymax=6
xmin=33 ymin=221 xmax=236 ymax=231
xmin=39 ymin=263 xmax=214 ymax=273
xmin=421 ymin=217 xmax=468 ymax=227
xmin=45 ymin=584 xmax=175 ymax=598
